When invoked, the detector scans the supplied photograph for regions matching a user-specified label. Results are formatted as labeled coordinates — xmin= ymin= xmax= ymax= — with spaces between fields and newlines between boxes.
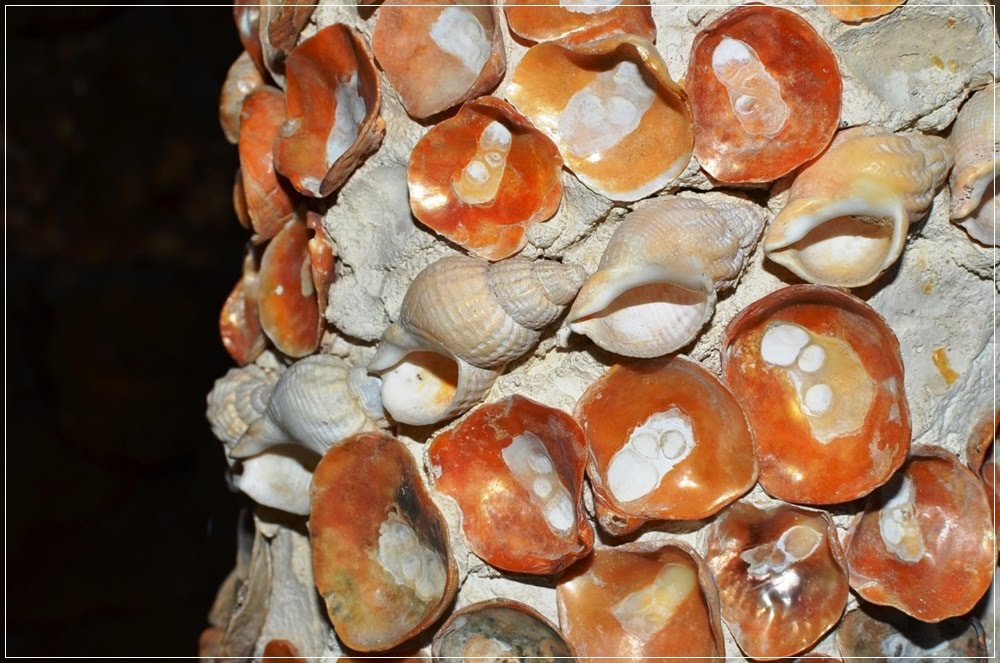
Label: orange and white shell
xmin=506 ymin=35 xmax=692 ymax=202
xmin=372 ymin=0 xmax=506 ymax=120
xmin=504 ymin=0 xmax=655 ymax=44
xmin=432 ymin=599 xmax=576 ymax=662
xmin=567 ymin=195 xmax=764 ymax=358
xmin=220 ymin=51 xmax=266 ymax=145
xmin=258 ymin=217 xmax=322 ymax=358
xmin=817 ymin=0 xmax=906 ymax=23
xmin=949 ymin=83 xmax=998 ymax=246
xmin=764 ymin=129 xmax=952 ymax=287
xmin=220 ymin=250 xmax=266 ymax=367
xmin=407 ymin=97 xmax=563 ymax=261
xmin=368 ymin=255 xmax=585 ymax=426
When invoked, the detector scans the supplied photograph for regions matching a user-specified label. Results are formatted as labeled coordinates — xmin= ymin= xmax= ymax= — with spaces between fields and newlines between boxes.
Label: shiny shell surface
xmin=817 ymin=0 xmax=905 ymax=23
xmin=504 ymin=0 xmax=655 ymax=44
xmin=258 ymin=217 xmax=322 ymax=358
xmin=220 ymin=251 xmax=266 ymax=366
xmin=220 ymin=50 xmax=266 ymax=145
xmin=836 ymin=605 xmax=987 ymax=662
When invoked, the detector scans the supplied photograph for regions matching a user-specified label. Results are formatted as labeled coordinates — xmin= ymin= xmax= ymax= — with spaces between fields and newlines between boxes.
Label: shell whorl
xmin=206 ymin=364 xmax=281 ymax=452
xmin=487 ymin=258 xmax=587 ymax=332
xmin=950 ymin=83 xmax=998 ymax=220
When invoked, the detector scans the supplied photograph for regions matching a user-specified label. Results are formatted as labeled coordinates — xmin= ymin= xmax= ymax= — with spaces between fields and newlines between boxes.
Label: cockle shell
xmin=427 ymin=395 xmax=593 ymax=575
xmin=369 ymin=255 xmax=586 ymax=426
xmin=504 ymin=0 xmax=655 ymax=45
xmin=507 ymin=35 xmax=692 ymax=202
xmin=844 ymin=445 xmax=996 ymax=623
xmin=233 ymin=444 xmax=316 ymax=516
xmin=837 ymin=606 xmax=987 ymax=662
xmin=220 ymin=51 xmax=266 ymax=145
xmin=372 ymin=0 xmax=506 ymax=120
xmin=575 ymin=355 xmax=757 ymax=536
xmin=230 ymin=354 xmax=386 ymax=458
xmin=274 ymin=25 xmax=385 ymax=198
xmin=258 ymin=217 xmax=322 ymax=358
xmin=407 ymin=97 xmax=563 ymax=261
xmin=817 ymin=0 xmax=906 ymax=23
xmin=310 ymin=432 xmax=458 ymax=651
xmin=206 ymin=363 xmax=281 ymax=453
xmin=686 ymin=5 xmax=841 ymax=184
xmin=705 ymin=502 xmax=849 ymax=661
xmin=220 ymin=250 xmax=266 ymax=366
xmin=432 ymin=599 xmax=576 ymax=663
xmin=764 ymin=129 xmax=952 ymax=288
xmin=567 ymin=195 xmax=764 ymax=358
xmin=722 ymin=285 xmax=910 ymax=504
xmin=949 ymin=83 xmax=998 ymax=245
xmin=556 ymin=541 xmax=725 ymax=662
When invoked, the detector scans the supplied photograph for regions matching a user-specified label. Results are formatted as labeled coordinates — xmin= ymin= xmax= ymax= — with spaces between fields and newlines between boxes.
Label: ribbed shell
xmin=950 ymin=84 xmax=998 ymax=245
xmin=206 ymin=364 xmax=281 ymax=452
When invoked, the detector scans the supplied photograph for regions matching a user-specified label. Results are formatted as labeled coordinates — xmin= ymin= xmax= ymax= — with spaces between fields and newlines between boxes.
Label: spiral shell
xmin=369 ymin=255 xmax=586 ymax=426
xmin=567 ymin=195 xmax=764 ymax=358
xmin=764 ymin=129 xmax=952 ymax=288
xmin=949 ymin=83 xmax=998 ymax=245
xmin=206 ymin=363 xmax=282 ymax=454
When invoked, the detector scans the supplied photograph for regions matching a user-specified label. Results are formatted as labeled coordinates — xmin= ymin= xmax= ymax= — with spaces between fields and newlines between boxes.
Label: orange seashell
xmin=507 ymin=35 xmax=692 ymax=202
xmin=264 ymin=0 xmax=317 ymax=53
xmin=844 ymin=445 xmax=996 ymax=623
xmin=575 ymin=356 xmax=757 ymax=536
xmin=837 ymin=605 xmax=986 ymax=662
xmin=686 ymin=5 xmax=841 ymax=184
xmin=310 ymin=432 xmax=458 ymax=651
xmin=817 ymin=0 xmax=905 ymax=23
xmin=407 ymin=97 xmax=563 ymax=261
xmin=557 ymin=541 xmax=725 ymax=662
xmin=504 ymin=0 xmax=655 ymax=45
xmin=432 ymin=599 xmax=576 ymax=662
xmin=427 ymin=395 xmax=593 ymax=575
xmin=372 ymin=0 xmax=506 ymax=120
xmin=220 ymin=51 xmax=266 ymax=145
xmin=220 ymin=250 xmax=267 ymax=366
xmin=263 ymin=639 xmax=306 ymax=663
xmin=306 ymin=211 xmax=335 ymax=321
xmin=239 ymin=87 xmax=299 ymax=243
xmin=705 ymin=502 xmax=849 ymax=660
xmin=722 ymin=285 xmax=910 ymax=505
xmin=234 ymin=0 xmax=267 ymax=76
xmin=258 ymin=217 xmax=322 ymax=358
xmin=274 ymin=25 xmax=385 ymax=198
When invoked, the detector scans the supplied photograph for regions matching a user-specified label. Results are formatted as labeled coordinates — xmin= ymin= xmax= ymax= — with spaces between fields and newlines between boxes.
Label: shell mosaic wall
xmin=203 ymin=1 xmax=999 ymax=661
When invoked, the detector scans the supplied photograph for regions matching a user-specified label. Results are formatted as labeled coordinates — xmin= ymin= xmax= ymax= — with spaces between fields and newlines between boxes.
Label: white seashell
xmin=764 ymin=128 xmax=953 ymax=287
xmin=369 ymin=255 xmax=586 ymax=425
xmin=949 ymin=83 xmax=998 ymax=246
xmin=206 ymin=363 xmax=282 ymax=458
xmin=230 ymin=354 xmax=386 ymax=458
xmin=567 ymin=195 xmax=764 ymax=358
xmin=233 ymin=445 xmax=316 ymax=516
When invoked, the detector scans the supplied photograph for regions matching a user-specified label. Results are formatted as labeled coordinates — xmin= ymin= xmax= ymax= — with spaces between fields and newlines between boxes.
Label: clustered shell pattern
xmin=203 ymin=2 xmax=999 ymax=661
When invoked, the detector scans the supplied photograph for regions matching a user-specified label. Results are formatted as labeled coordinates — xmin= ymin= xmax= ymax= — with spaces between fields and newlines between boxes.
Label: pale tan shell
xmin=215 ymin=517 xmax=273 ymax=659
xmin=220 ymin=51 xmax=266 ymax=145
xmin=234 ymin=445 xmax=316 ymax=515
xmin=950 ymin=83 xmax=998 ymax=245
xmin=568 ymin=195 xmax=764 ymax=358
xmin=764 ymin=129 xmax=952 ymax=288
xmin=206 ymin=363 xmax=282 ymax=455
xmin=369 ymin=255 xmax=585 ymax=425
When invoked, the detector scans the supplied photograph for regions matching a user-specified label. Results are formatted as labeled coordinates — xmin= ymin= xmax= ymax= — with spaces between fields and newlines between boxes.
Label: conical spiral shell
xmin=950 ymin=83 xmax=998 ymax=245
xmin=206 ymin=364 xmax=282 ymax=454
xmin=765 ymin=129 xmax=953 ymax=287
xmin=568 ymin=196 xmax=764 ymax=358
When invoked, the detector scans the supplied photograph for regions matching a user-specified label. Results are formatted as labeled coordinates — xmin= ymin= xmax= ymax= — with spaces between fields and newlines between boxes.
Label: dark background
xmin=8 ymin=7 xmax=247 ymax=655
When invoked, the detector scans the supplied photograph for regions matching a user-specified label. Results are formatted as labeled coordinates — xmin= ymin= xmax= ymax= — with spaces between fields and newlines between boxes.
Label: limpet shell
xmin=258 ymin=217 xmax=322 ymax=358
xmin=504 ymin=0 xmax=655 ymax=44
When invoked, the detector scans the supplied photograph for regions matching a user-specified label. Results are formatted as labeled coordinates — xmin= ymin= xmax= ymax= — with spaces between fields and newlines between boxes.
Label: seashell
xmin=206 ymin=363 xmax=281 ymax=453
xmin=837 ymin=605 xmax=987 ymax=662
xmin=310 ymin=432 xmax=458 ymax=651
xmin=504 ymin=0 xmax=655 ymax=45
xmin=274 ymin=25 xmax=385 ymax=198
xmin=263 ymin=0 xmax=316 ymax=53
xmin=220 ymin=250 xmax=266 ymax=367
xmin=427 ymin=395 xmax=593 ymax=575
xmin=238 ymin=87 xmax=299 ymax=244
xmin=233 ymin=444 xmax=317 ymax=516
xmin=817 ymin=0 xmax=906 ymax=23
xmin=231 ymin=354 xmax=385 ymax=458
xmin=949 ymin=83 xmax=998 ymax=245
xmin=372 ymin=0 xmax=506 ymax=120
xmin=306 ymin=211 xmax=335 ymax=319
xmin=220 ymin=51 xmax=266 ymax=145
xmin=233 ymin=168 xmax=251 ymax=230
xmin=507 ymin=35 xmax=692 ymax=202
xmin=369 ymin=255 xmax=586 ymax=426
xmin=234 ymin=1 xmax=266 ymax=77
xmin=257 ymin=4 xmax=290 ymax=87
xmin=575 ymin=355 xmax=757 ymax=536
xmin=432 ymin=599 xmax=576 ymax=663
xmin=686 ymin=5 xmax=841 ymax=184
xmin=258 ymin=217 xmax=322 ymax=358
xmin=722 ymin=285 xmax=910 ymax=504
xmin=263 ymin=639 xmax=306 ymax=663
xmin=407 ymin=96 xmax=563 ymax=261
xmin=843 ymin=445 xmax=996 ymax=623
xmin=705 ymin=502 xmax=849 ymax=661
xmin=764 ymin=129 xmax=952 ymax=287
xmin=216 ymin=518 xmax=273 ymax=659
xmin=567 ymin=195 xmax=764 ymax=358
xmin=556 ymin=541 xmax=725 ymax=662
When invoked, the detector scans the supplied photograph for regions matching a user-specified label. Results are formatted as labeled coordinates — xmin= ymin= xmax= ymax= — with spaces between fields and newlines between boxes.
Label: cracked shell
xmin=504 ymin=0 xmax=655 ymax=44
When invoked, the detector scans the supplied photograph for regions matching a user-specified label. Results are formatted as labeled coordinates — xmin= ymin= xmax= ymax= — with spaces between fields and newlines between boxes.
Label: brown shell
xmin=220 ymin=250 xmax=266 ymax=366
xmin=721 ymin=285 xmax=910 ymax=504
xmin=306 ymin=211 xmax=335 ymax=320
xmin=274 ymin=24 xmax=384 ymax=198
xmin=432 ymin=599 xmax=576 ymax=662
xmin=220 ymin=51 xmax=266 ymax=145
xmin=504 ymin=0 xmax=655 ymax=44
xmin=686 ymin=5 xmax=841 ymax=183
xmin=238 ymin=87 xmax=299 ymax=244
xmin=310 ymin=432 xmax=458 ymax=651
xmin=836 ymin=605 xmax=986 ymax=662
xmin=407 ymin=97 xmax=563 ymax=261
xmin=258 ymin=217 xmax=322 ymax=358
xmin=844 ymin=445 xmax=996 ymax=622
xmin=574 ymin=356 xmax=757 ymax=536
xmin=705 ymin=502 xmax=849 ymax=660
xmin=233 ymin=168 xmax=251 ymax=230
xmin=265 ymin=0 xmax=317 ymax=53
xmin=427 ymin=395 xmax=593 ymax=575
xmin=234 ymin=0 xmax=267 ymax=76
xmin=372 ymin=0 xmax=506 ymax=120
xmin=556 ymin=541 xmax=725 ymax=662
xmin=817 ymin=0 xmax=905 ymax=23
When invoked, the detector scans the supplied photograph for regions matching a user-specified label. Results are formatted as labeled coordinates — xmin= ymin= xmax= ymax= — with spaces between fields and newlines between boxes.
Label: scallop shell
xmin=949 ymin=83 xmax=998 ymax=245
xmin=567 ymin=195 xmax=764 ymax=358
xmin=233 ymin=444 xmax=316 ymax=516
xmin=837 ymin=606 xmax=987 ymax=662
xmin=369 ymin=255 xmax=586 ymax=426
xmin=504 ymin=0 xmax=655 ymax=44
xmin=764 ymin=129 xmax=952 ymax=288
xmin=817 ymin=0 xmax=906 ymax=23
xmin=220 ymin=51 xmax=266 ymax=145
xmin=274 ymin=24 xmax=385 ymax=198
xmin=206 ymin=363 xmax=281 ymax=453
xmin=220 ymin=250 xmax=266 ymax=367
xmin=507 ymin=35 xmax=692 ymax=202
xmin=372 ymin=0 xmax=506 ymax=120
xmin=258 ymin=217 xmax=322 ymax=358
